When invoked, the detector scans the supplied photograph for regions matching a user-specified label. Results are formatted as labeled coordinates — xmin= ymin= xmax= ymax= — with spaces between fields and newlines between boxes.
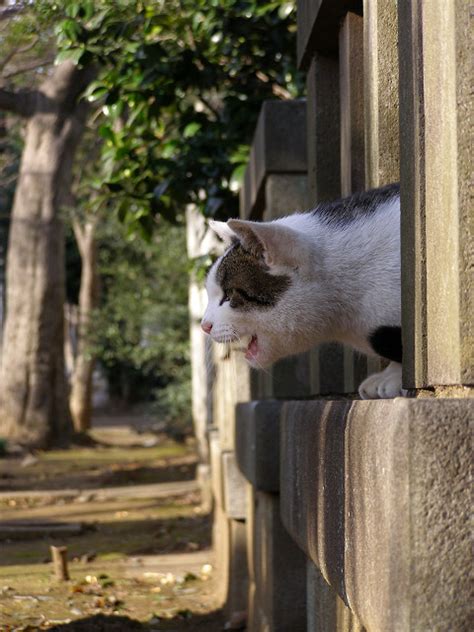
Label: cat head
xmin=201 ymin=217 xmax=317 ymax=367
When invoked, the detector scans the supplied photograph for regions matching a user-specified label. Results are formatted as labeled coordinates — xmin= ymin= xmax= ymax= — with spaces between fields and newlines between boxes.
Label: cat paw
xmin=358 ymin=362 xmax=403 ymax=399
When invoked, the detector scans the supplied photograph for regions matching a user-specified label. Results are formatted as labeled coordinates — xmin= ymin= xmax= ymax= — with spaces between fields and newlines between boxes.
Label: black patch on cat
xmin=313 ymin=183 xmax=400 ymax=227
xmin=216 ymin=243 xmax=290 ymax=311
xmin=368 ymin=326 xmax=402 ymax=363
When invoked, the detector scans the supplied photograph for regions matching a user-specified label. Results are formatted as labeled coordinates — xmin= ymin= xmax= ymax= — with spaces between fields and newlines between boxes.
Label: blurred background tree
xmin=0 ymin=0 xmax=301 ymax=448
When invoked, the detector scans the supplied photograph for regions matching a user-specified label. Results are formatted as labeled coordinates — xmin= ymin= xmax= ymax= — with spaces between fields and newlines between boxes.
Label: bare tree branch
xmin=72 ymin=218 xmax=86 ymax=256
xmin=0 ymin=36 xmax=40 ymax=72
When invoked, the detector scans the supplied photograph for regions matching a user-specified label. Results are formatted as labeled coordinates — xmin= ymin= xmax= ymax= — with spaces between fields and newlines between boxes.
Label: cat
xmin=201 ymin=183 xmax=403 ymax=399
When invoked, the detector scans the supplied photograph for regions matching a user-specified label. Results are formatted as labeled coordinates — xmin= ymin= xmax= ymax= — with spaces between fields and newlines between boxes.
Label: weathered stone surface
xmin=222 ymin=451 xmax=247 ymax=520
xmin=209 ymin=428 xmax=223 ymax=507
xmin=213 ymin=346 xmax=251 ymax=451
xmin=264 ymin=174 xmax=309 ymax=219
xmin=249 ymin=487 xmax=307 ymax=632
xmin=310 ymin=342 xmax=346 ymax=395
xmin=306 ymin=54 xmax=341 ymax=205
xmin=281 ymin=400 xmax=349 ymax=599
xmin=307 ymin=561 xmax=365 ymax=632
xmin=297 ymin=0 xmax=362 ymax=69
xmin=235 ymin=400 xmax=282 ymax=493
xmin=240 ymin=100 xmax=307 ymax=220
xmin=213 ymin=505 xmax=249 ymax=615
xmin=280 ymin=398 xmax=472 ymax=632
xmin=226 ymin=518 xmax=249 ymax=617
xmin=363 ymin=0 xmax=399 ymax=189
xmin=399 ymin=0 xmax=473 ymax=387
xmin=339 ymin=11 xmax=365 ymax=196
xmin=186 ymin=206 xmax=222 ymax=463
xmin=196 ymin=463 xmax=212 ymax=513
xmin=213 ymin=503 xmax=231 ymax=605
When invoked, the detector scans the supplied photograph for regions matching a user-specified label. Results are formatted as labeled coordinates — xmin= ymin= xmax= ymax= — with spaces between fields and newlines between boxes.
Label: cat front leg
xmin=358 ymin=361 xmax=404 ymax=399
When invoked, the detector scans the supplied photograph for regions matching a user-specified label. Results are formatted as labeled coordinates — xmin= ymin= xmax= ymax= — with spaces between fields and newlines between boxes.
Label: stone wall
xmin=194 ymin=1 xmax=473 ymax=630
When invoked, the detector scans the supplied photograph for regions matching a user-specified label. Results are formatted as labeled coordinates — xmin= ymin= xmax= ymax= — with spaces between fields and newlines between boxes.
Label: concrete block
xmin=222 ymin=451 xmax=247 ymax=520
xmin=235 ymin=400 xmax=282 ymax=493
xmin=297 ymin=0 xmax=363 ymax=69
xmin=240 ymin=100 xmax=307 ymax=220
xmin=280 ymin=398 xmax=472 ymax=632
xmin=399 ymin=0 xmax=473 ymax=387
xmin=251 ymin=489 xmax=307 ymax=632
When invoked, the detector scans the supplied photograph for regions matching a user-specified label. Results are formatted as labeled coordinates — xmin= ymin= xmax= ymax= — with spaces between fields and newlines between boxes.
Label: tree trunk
xmin=0 ymin=62 xmax=93 ymax=447
xmin=69 ymin=219 xmax=99 ymax=432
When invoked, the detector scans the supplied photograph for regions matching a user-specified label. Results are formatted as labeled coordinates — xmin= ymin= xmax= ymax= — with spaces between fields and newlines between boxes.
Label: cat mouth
xmin=244 ymin=335 xmax=259 ymax=360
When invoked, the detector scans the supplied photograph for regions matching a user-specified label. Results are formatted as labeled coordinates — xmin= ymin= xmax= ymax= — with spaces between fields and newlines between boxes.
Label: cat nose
xmin=201 ymin=320 xmax=212 ymax=334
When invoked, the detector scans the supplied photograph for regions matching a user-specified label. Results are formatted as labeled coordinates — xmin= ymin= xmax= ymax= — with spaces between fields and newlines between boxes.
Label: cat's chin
xmin=244 ymin=335 xmax=259 ymax=362
xmin=243 ymin=335 xmax=274 ymax=368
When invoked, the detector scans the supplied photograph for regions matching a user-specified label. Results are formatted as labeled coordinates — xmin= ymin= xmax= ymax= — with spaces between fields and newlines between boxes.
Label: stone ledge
xmin=240 ymin=100 xmax=307 ymax=220
xmin=235 ymin=400 xmax=283 ymax=493
xmin=297 ymin=0 xmax=362 ymax=69
xmin=280 ymin=398 xmax=472 ymax=632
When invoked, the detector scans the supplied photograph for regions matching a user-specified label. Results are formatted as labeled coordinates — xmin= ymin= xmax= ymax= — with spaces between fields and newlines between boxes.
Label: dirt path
xmin=0 ymin=423 xmax=224 ymax=631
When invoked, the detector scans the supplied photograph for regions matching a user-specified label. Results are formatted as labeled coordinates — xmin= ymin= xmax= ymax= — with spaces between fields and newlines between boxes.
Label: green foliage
xmin=88 ymin=219 xmax=191 ymax=428
xmin=38 ymin=0 xmax=302 ymax=231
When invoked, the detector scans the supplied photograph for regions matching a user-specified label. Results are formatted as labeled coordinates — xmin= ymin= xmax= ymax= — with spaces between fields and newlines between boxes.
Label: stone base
xmin=280 ymin=398 xmax=472 ymax=632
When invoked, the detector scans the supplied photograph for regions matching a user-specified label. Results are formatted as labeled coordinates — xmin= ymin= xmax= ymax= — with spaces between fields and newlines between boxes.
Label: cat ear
xmin=208 ymin=220 xmax=237 ymax=245
xmin=227 ymin=219 xmax=302 ymax=268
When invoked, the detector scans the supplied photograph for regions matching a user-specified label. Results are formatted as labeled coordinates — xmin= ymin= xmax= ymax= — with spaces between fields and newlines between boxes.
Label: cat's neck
xmin=275 ymin=203 xmax=401 ymax=352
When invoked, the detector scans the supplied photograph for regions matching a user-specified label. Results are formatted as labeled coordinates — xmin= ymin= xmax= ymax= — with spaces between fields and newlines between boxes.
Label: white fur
xmin=202 ymin=197 xmax=402 ymax=398
xmin=358 ymin=362 xmax=405 ymax=399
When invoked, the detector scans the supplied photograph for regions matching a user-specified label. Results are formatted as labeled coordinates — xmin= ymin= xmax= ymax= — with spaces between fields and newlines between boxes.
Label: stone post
xmin=240 ymin=99 xmax=311 ymax=398
xmin=339 ymin=11 xmax=370 ymax=393
xmin=186 ymin=207 xmax=221 ymax=509
xmin=363 ymin=0 xmax=400 ymax=189
xmin=398 ymin=0 xmax=473 ymax=389
xmin=236 ymin=401 xmax=307 ymax=631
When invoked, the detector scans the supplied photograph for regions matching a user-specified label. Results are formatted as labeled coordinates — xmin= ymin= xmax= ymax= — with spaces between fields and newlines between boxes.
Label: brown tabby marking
xmin=216 ymin=243 xmax=290 ymax=310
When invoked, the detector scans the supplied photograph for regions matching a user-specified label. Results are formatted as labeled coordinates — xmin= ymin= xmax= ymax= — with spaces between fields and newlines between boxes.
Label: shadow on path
xmin=47 ymin=611 xmax=226 ymax=631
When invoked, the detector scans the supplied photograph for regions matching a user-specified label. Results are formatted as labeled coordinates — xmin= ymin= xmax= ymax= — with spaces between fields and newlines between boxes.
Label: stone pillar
xmin=236 ymin=401 xmax=307 ymax=631
xmin=362 ymin=0 xmax=400 ymax=377
xmin=306 ymin=54 xmax=349 ymax=396
xmin=398 ymin=0 xmax=473 ymax=389
xmin=339 ymin=12 xmax=370 ymax=394
xmin=240 ymin=100 xmax=312 ymax=399
xmin=211 ymin=343 xmax=250 ymax=617
xmin=186 ymin=207 xmax=221 ymax=510
xmin=306 ymin=54 xmax=341 ymax=205
xmin=339 ymin=12 xmax=365 ymax=197
xmin=363 ymin=0 xmax=400 ymax=189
